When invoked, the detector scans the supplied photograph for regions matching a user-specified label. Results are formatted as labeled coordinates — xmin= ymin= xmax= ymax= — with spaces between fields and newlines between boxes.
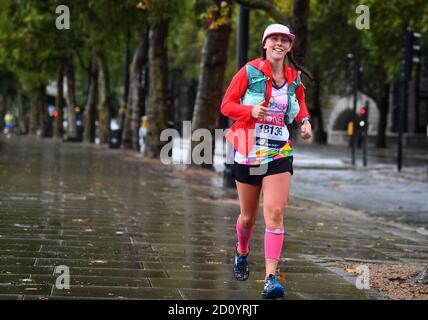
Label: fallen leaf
xmin=278 ymin=272 xmax=287 ymax=282
xmin=90 ymin=260 xmax=107 ymax=264
xmin=416 ymin=228 xmax=428 ymax=236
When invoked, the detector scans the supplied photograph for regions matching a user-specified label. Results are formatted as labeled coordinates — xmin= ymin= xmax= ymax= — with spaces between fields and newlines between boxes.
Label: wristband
xmin=301 ymin=117 xmax=311 ymax=125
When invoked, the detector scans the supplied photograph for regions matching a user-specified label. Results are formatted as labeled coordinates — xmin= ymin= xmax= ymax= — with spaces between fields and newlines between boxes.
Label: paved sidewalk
xmin=0 ymin=136 xmax=426 ymax=300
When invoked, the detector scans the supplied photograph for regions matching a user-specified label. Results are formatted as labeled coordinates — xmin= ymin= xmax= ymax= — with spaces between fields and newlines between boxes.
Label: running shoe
xmin=261 ymin=274 xmax=286 ymax=299
xmin=233 ymin=245 xmax=249 ymax=281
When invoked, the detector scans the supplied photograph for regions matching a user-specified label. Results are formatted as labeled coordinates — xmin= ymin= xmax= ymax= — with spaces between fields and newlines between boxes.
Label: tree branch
xmin=75 ymin=48 xmax=88 ymax=71
xmin=234 ymin=0 xmax=289 ymax=25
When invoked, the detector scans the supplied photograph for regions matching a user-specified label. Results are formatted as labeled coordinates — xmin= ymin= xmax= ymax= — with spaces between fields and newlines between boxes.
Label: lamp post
xmin=223 ymin=5 xmax=249 ymax=187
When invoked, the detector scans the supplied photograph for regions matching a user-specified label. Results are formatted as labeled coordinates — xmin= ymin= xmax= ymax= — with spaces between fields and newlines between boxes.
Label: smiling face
xmin=263 ymin=34 xmax=292 ymax=62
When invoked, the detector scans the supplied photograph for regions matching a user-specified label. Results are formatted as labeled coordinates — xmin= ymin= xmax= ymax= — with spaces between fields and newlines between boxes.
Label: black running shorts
xmin=232 ymin=156 xmax=293 ymax=185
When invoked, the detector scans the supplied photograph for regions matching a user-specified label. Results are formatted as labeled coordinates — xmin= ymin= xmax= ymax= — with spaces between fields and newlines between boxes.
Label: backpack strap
xmin=288 ymin=71 xmax=305 ymax=95
xmin=246 ymin=65 xmax=265 ymax=81
xmin=245 ymin=64 xmax=267 ymax=93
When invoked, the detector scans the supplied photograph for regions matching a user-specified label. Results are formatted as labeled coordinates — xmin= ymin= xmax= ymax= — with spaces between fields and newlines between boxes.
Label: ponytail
xmin=286 ymin=51 xmax=314 ymax=83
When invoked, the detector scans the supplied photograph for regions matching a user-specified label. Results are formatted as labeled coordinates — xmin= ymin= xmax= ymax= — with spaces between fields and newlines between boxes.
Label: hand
xmin=251 ymin=102 xmax=268 ymax=119
xmin=300 ymin=120 xmax=312 ymax=140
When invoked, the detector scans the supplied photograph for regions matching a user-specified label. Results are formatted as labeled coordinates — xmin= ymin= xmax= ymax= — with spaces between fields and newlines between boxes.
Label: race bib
xmin=255 ymin=122 xmax=289 ymax=148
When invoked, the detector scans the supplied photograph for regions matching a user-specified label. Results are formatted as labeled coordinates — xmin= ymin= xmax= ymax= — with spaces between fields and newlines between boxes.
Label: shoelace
xmin=237 ymin=256 xmax=248 ymax=268
xmin=267 ymin=275 xmax=279 ymax=285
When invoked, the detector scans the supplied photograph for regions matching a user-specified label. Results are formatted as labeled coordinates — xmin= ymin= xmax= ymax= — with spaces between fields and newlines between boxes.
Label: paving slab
xmin=1 ymin=136 xmax=427 ymax=300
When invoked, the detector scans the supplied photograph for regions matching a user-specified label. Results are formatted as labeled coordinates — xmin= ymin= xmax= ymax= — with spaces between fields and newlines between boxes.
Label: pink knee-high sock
xmin=236 ymin=218 xmax=254 ymax=255
xmin=264 ymin=228 xmax=285 ymax=260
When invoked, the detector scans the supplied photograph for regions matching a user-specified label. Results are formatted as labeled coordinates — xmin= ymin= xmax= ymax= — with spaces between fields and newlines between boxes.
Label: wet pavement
xmin=0 ymin=135 xmax=427 ymax=300
xmin=291 ymin=142 xmax=428 ymax=229
xmin=291 ymin=167 xmax=428 ymax=229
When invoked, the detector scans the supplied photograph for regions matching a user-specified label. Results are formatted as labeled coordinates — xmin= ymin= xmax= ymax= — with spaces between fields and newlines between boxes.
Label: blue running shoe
xmin=233 ymin=245 xmax=249 ymax=281
xmin=261 ymin=274 xmax=286 ymax=299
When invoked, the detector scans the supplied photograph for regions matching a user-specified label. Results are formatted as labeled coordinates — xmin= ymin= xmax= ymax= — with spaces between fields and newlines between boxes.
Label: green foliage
xmin=196 ymin=0 xmax=233 ymax=29
xmin=167 ymin=0 xmax=203 ymax=81
xmin=1 ymin=0 xmax=427 ymax=122
xmin=146 ymin=0 xmax=181 ymax=22
xmin=0 ymin=0 xmax=147 ymax=107
xmin=359 ymin=0 xmax=427 ymax=84
xmin=306 ymin=0 xmax=360 ymax=96
xmin=305 ymin=0 xmax=428 ymax=104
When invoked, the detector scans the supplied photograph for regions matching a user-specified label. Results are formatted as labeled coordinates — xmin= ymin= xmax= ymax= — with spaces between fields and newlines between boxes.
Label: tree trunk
xmin=95 ymin=50 xmax=111 ymax=144
xmin=312 ymin=69 xmax=326 ymax=143
xmin=376 ymin=83 xmax=390 ymax=148
xmin=192 ymin=1 xmax=232 ymax=169
xmin=122 ymin=29 xmax=148 ymax=149
xmin=0 ymin=94 xmax=5 ymax=130
xmin=171 ymin=71 xmax=197 ymax=135
xmin=17 ymin=89 xmax=26 ymax=134
xmin=54 ymin=66 xmax=64 ymax=139
xmin=123 ymin=29 xmax=131 ymax=105
xmin=38 ymin=84 xmax=47 ymax=137
xmin=290 ymin=0 xmax=309 ymax=65
xmin=145 ymin=20 xmax=169 ymax=158
xmin=84 ymin=57 xmax=98 ymax=143
xmin=29 ymin=97 xmax=37 ymax=135
xmin=119 ymin=29 xmax=131 ymax=146
xmin=65 ymin=57 xmax=78 ymax=140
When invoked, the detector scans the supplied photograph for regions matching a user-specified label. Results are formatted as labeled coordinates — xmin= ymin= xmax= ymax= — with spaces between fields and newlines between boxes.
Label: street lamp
xmin=347 ymin=52 xmax=362 ymax=167
xmin=223 ymin=5 xmax=249 ymax=188
xmin=397 ymin=28 xmax=421 ymax=171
